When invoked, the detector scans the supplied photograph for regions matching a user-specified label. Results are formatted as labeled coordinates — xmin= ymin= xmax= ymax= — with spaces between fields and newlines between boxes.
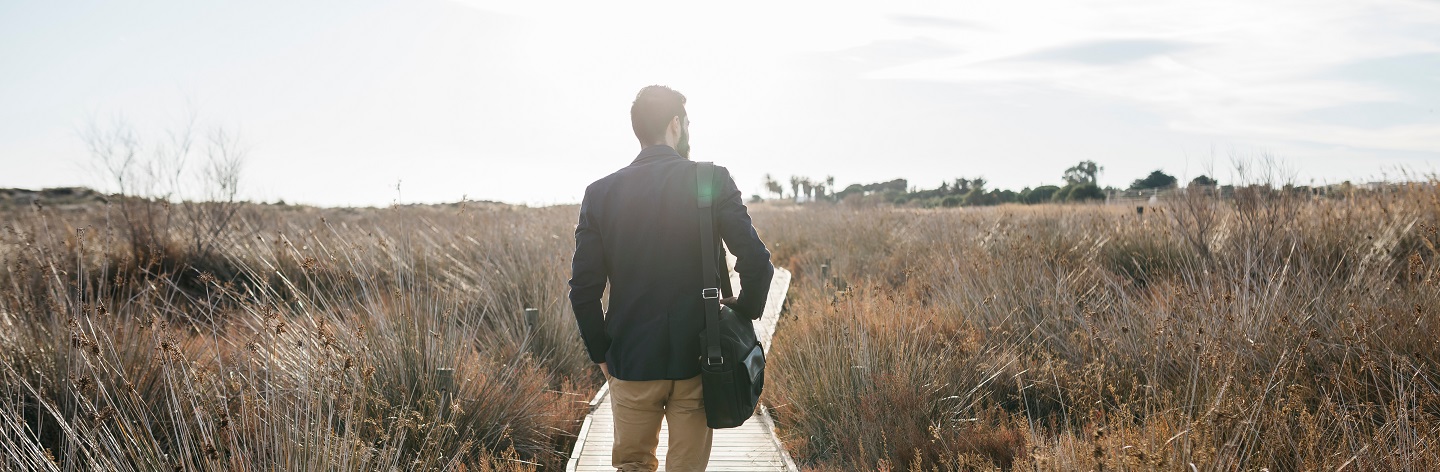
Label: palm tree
xmin=953 ymin=178 xmax=972 ymax=194
xmin=788 ymin=176 xmax=801 ymax=202
xmin=1063 ymin=160 xmax=1103 ymax=186
xmin=763 ymin=174 xmax=784 ymax=200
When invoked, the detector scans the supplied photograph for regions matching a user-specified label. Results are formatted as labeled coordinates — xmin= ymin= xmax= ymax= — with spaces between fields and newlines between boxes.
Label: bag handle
xmin=696 ymin=162 xmax=724 ymax=365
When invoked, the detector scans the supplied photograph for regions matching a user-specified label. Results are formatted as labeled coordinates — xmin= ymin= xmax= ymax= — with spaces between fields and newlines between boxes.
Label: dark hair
xmin=631 ymin=85 xmax=686 ymax=145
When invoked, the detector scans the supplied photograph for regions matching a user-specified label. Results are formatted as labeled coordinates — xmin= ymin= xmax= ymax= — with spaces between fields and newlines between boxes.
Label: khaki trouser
xmin=608 ymin=373 xmax=712 ymax=472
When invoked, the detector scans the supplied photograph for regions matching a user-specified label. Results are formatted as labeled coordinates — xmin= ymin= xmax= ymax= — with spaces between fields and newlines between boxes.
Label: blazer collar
xmin=631 ymin=144 xmax=684 ymax=166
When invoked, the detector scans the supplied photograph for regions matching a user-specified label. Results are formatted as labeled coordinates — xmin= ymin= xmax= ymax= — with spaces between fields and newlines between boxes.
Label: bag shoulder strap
xmin=696 ymin=162 xmax=723 ymax=365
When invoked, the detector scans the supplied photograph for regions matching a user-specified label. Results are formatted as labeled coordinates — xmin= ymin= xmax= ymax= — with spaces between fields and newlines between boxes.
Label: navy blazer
xmin=569 ymin=144 xmax=774 ymax=381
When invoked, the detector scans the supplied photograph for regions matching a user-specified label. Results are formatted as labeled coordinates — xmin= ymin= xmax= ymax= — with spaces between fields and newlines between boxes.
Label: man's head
xmin=631 ymin=85 xmax=689 ymax=158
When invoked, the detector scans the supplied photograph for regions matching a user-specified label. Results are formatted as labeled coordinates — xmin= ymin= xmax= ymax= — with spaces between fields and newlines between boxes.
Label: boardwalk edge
xmin=565 ymin=382 xmax=611 ymax=472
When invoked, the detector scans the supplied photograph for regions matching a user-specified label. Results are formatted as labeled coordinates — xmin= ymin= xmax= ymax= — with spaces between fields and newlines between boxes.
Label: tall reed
xmin=757 ymin=183 xmax=1440 ymax=470
xmin=1 ymin=201 xmax=595 ymax=470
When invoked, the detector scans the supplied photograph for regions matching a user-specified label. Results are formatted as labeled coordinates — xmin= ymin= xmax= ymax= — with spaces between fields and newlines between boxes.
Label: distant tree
xmin=1190 ymin=175 xmax=1218 ymax=187
xmin=868 ymin=179 xmax=907 ymax=193
xmin=763 ymin=174 xmax=784 ymax=200
xmin=1052 ymin=186 xmax=1071 ymax=202
xmin=1063 ymin=160 xmax=1103 ymax=186
xmin=963 ymin=188 xmax=998 ymax=206
xmin=788 ymin=176 xmax=800 ymax=201
xmin=836 ymin=178 xmax=908 ymax=202
xmin=800 ymin=178 xmax=813 ymax=202
xmin=953 ymin=178 xmax=972 ymax=194
xmin=957 ymin=178 xmax=996 ymax=206
xmin=1066 ymin=182 xmax=1105 ymax=202
xmin=825 ymin=176 xmax=835 ymax=199
xmin=1025 ymin=185 xmax=1061 ymax=204
xmin=1130 ymin=170 xmax=1178 ymax=190
xmin=941 ymin=195 xmax=963 ymax=207
xmin=893 ymin=179 xmax=909 ymax=193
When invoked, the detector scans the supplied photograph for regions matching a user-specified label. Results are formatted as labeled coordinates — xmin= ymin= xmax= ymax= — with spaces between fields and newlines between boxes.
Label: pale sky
xmin=2 ymin=0 xmax=1438 ymax=206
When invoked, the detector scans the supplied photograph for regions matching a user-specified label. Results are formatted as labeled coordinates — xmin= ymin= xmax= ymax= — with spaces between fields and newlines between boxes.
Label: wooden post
xmin=436 ymin=367 xmax=455 ymax=419
xmin=516 ymin=308 xmax=539 ymax=362
xmin=524 ymin=307 xmax=539 ymax=330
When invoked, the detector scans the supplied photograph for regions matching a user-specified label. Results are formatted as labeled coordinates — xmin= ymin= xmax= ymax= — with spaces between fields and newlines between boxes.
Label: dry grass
xmin=0 ymin=200 xmax=596 ymax=471
xmin=7 ymin=181 xmax=1438 ymax=471
xmin=755 ymin=183 xmax=1440 ymax=471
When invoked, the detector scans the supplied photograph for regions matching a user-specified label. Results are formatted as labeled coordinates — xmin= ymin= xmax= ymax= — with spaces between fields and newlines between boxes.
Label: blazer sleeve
xmin=568 ymin=183 xmax=611 ymax=363
xmin=715 ymin=166 xmax=774 ymax=320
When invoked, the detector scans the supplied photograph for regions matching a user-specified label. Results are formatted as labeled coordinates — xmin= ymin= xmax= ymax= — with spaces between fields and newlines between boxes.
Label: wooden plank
xmin=565 ymin=370 xmax=618 ymax=471
xmin=575 ymin=457 xmax=785 ymax=465
xmin=576 ymin=444 xmax=783 ymax=455
xmin=573 ymin=460 xmax=786 ymax=466
xmin=566 ymin=261 xmax=797 ymax=472
xmin=575 ymin=466 xmax=785 ymax=472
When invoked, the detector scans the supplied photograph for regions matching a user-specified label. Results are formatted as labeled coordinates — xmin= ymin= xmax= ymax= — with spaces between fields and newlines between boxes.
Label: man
xmin=569 ymin=85 xmax=774 ymax=472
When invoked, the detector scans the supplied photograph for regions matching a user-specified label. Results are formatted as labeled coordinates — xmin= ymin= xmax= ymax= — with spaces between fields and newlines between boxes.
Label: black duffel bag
xmin=694 ymin=161 xmax=765 ymax=429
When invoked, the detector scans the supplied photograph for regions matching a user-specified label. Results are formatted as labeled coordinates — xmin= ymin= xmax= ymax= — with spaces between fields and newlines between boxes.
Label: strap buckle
xmin=701 ymin=288 xmax=720 ymax=300
xmin=705 ymin=345 xmax=723 ymax=365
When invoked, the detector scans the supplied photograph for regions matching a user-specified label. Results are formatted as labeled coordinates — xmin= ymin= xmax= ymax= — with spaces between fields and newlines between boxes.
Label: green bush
xmin=963 ymin=188 xmax=999 ymax=206
xmin=1051 ymin=185 xmax=1072 ymax=202
xmin=1065 ymin=182 xmax=1105 ymax=202
xmin=1024 ymin=185 xmax=1061 ymax=204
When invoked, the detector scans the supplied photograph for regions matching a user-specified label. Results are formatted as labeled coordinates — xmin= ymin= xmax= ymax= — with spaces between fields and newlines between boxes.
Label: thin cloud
xmin=861 ymin=0 xmax=1440 ymax=153
xmin=1011 ymin=39 xmax=1195 ymax=65
xmin=888 ymin=14 xmax=986 ymax=31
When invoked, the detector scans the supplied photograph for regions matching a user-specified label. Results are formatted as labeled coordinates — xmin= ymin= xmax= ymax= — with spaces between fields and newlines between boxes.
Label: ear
xmin=666 ymin=116 xmax=683 ymax=142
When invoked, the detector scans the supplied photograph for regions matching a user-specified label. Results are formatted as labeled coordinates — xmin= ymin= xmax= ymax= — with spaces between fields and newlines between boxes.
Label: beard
xmin=676 ymin=126 xmax=690 ymax=159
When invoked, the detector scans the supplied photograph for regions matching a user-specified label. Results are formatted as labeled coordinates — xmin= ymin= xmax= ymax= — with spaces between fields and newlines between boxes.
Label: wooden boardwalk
xmin=566 ymin=259 xmax=796 ymax=472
